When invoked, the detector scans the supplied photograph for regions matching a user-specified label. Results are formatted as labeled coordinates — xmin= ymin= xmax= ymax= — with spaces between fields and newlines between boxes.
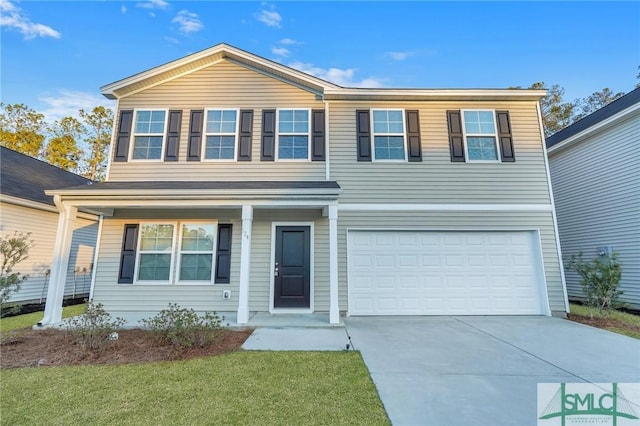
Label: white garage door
xmin=348 ymin=230 xmax=547 ymax=315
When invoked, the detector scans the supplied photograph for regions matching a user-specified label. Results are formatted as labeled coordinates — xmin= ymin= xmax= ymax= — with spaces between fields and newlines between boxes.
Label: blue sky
xmin=1 ymin=1 xmax=639 ymax=122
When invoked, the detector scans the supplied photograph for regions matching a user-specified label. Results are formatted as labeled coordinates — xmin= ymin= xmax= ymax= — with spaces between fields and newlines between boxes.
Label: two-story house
xmin=38 ymin=44 xmax=568 ymax=326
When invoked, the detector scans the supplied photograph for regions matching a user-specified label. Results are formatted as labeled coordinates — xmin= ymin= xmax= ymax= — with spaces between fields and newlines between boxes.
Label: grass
xmin=1 ymin=351 xmax=389 ymax=425
xmin=0 ymin=304 xmax=86 ymax=332
xmin=569 ymin=303 xmax=640 ymax=339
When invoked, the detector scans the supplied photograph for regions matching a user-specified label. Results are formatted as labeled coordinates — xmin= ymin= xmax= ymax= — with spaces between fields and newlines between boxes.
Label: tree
xmin=44 ymin=116 xmax=84 ymax=172
xmin=574 ymin=88 xmax=625 ymax=121
xmin=530 ymin=82 xmax=576 ymax=137
xmin=0 ymin=231 xmax=33 ymax=311
xmin=0 ymin=103 xmax=46 ymax=157
xmin=79 ymin=106 xmax=113 ymax=181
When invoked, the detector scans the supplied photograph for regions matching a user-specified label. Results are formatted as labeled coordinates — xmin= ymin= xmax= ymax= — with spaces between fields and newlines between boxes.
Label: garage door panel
xmin=348 ymin=230 xmax=545 ymax=316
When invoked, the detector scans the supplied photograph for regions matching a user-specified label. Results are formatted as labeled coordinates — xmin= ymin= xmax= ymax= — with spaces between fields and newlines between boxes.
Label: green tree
xmin=0 ymin=103 xmax=46 ymax=157
xmin=0 ymin=231 xmax=33 ymax=311
xmin=527 ymin=82 xmax=576 ymax=137
xmin=44 ymin=116 xmax=84 ymax=172
xmin=566 ymin=252 xmax=623 ymax=318
xmin=574 ymin=88 xmax=625 ymax=121
xmin=79 ymin=106 xmax=113 ymax=181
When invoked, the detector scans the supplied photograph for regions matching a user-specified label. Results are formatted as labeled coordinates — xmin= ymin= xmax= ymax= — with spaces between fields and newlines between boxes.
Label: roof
xmin=101 ymin=42 xmax=546 ymax=102
xmin=546 ymin=87 xmax=640 ymax=149
xmin=0 ymin=146 xmax=93 ymax=206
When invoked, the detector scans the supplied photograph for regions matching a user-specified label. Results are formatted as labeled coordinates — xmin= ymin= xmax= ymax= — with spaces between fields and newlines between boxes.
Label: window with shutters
xmin=131 ymin=109 xmax=168 ymax=160
xmin=203 ymin=109 xmax=238 ymax=160
xmin=277 ymin=109 xmax=310 ymax=160
xmin=372 ymin=109 xmax=406 ymax=161
xmin=136 ymin=223 xmax=176 ymax=283
xmin=462 ymin=110 xmax=500 ymax=162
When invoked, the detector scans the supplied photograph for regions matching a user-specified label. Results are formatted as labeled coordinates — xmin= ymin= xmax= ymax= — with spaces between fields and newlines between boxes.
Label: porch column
xmin=39 ymin=202 xmax=77 ymax=327
xmin=237 ymin=205 xmax=253 ymax=324
xmin=329 ymin=205 xmax=339 ymax=324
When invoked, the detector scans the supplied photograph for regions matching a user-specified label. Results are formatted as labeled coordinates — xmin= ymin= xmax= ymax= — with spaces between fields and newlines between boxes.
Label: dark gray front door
xmin=274 ymin=226 xmax=310 ymax=308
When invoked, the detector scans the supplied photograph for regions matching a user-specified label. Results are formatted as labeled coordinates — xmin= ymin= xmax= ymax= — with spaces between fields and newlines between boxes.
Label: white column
xmin=39 ymin=203 xmax=77 ymax=326
xmin=328 ymin=205 xmax=339 ymax=324
xmin=237 ymin=205 xmax=253 ymax=324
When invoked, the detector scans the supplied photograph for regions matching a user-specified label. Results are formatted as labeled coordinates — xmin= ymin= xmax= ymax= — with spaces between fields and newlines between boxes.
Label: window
xmin=132 ymin=110 xmax=167 ymax=160
xmin=278 ymin=109 xmax=309 ymax=160
xmin=372 ymin=109 xmax=406 ymax=160
xmin=137 ymin=224 xmax=175 ymax=282
xmin=462 ymin=110 xmax=500 ymax=161
xmin=204 ymin=109 xmax=237 ymax=160
xmin=178 ymin=223 xmax=216 ymax=282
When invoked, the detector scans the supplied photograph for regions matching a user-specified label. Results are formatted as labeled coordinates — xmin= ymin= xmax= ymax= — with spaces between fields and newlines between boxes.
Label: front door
xmin=274 ymin=226 xmax=310 ymax=309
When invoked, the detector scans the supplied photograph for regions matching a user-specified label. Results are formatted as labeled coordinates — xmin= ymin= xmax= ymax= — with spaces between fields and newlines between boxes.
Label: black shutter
xmin=164 ymin=110 xmax=182 ymax=162
xmin=118 ymin=224 xmax=139 ymax=284
xmin=311 ymin=109 xmax=326 ymax=161
xmin=114 ymin=110 xmax=133 ymax=162
xmin=238 ymin=110 xmax=253 ymax=161
xmin=447 ymin=110 xmax=466 ymax=162
xmin=496 ymin=111 xmax=515 ymax=162
xmin=261 ymin=109 xmax=276 ymax=161
xmin=187 ymin=110 xmax=203 ymax=161
xmin=215 ymin=224 xmax=233 ymax=284
xmin=356 ymin=110 xmax=372 ymax=162
xmin=405 ymin=110 xmax=422 ymax=162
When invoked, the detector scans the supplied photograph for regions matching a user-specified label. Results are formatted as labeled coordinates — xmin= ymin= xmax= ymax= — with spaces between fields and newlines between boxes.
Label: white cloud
xmin=256 ymin=9 xmax=281 ymax=28
xmin=0 ymin=0 xmax=61 ymax=40
xmin=39 ymin=90 xmax=115 ymax=123
xmin=164 ymin=36 xmax=180 ymax=45
xmin=136 ymin=0 xmax=168 ymax=10
xmin=288 ymin=61 xmax=384 ymax=88
xmin=172 ymin=10 xmax=203 ymax=33
xmin=385 ymin=51 xmax=413 ymax=61
xmin=271 ymin=47 xmax=290 ymax=57
xmin=279 ymin=38 xmax=301 ymax=45
xmin=121 ymin=4 xmax=127 ymax=14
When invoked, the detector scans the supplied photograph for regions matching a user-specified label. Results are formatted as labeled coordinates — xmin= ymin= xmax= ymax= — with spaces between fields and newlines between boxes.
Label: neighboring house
xmin=546 ymin=88 xmax=640 ymax=309
xmin=0 ymin=146 xmax=99 ymax=306
xmin=38 ymin=44 xmax=567 ymax=326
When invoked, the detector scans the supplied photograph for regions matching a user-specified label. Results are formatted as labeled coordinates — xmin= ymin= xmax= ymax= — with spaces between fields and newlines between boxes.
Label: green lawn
xmin=0 ymin=304 xmax=86 ymax=332
xmin=569 ymin=303 xmax=640 ymax=339
xmin=1 ymin=351 xmax=389 ymax=425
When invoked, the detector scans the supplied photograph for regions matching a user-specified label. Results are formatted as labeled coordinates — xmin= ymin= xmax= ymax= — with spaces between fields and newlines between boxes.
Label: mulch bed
xmin=0 ymin=328 xmax=254 ymax=369
xmin=567 ymin=313 xmax=640 ymax=335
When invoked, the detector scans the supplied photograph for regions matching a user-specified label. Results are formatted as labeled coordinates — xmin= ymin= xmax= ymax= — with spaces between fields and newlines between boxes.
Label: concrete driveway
xmin=344 ymin=316 xmax=640 ymax=426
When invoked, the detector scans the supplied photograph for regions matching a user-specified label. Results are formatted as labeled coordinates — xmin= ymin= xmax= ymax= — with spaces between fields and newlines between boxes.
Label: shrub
xmin=66 ymin=301 xmax=125 ymax=352
xmin=140 ymin=303 xmax=224 ymax=348
xmin=565 ymin=251 xmax=623 ymax=318
xmin=0 ymin=231 xmax=33 ymax=312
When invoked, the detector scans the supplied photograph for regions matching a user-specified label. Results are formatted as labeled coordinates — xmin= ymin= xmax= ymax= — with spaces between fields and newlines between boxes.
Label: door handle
xmin=274 ymin=262 xmax=279 ymax=277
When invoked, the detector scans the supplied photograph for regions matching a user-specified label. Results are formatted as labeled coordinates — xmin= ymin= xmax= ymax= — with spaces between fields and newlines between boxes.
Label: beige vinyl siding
xmin=337 ymin=211 xmax=566 ymax=314
xmin=1 ymin=202 xmax=97 ymax=304
xmin=549 ymin=113 xmax=640 ymax=308
xmin=109 ymin=60 xmax=326 ymax=182
xmin=330 ymin=100 xmax=552 ymax=204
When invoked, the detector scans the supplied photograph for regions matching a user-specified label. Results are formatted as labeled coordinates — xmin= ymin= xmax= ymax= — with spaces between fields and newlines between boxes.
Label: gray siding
xmin=330 ymin=100 xmax=552 ymax=204
xmin=1 ymin=202 xmax=98 ymax=304
xmin=337 ymin=211 xmax=565 ymax=314
xmin=549 ymin=113 xmax=640 ymax=308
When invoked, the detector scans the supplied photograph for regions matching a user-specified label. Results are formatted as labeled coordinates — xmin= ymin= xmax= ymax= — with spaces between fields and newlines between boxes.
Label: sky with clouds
xmin=1 ymin=1 xmax=638 ymax=123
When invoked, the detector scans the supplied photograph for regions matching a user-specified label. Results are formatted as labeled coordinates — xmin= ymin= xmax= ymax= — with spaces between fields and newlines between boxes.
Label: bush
xmin=0 ymin=231 xmax=33 ymax=312
xmin=66 ymin=301 xmax=125 ymax=353
xmin=565 ymin=251 xmax=623 ymax=318
xmin=140 ymin=303 xmax=224 ymax=348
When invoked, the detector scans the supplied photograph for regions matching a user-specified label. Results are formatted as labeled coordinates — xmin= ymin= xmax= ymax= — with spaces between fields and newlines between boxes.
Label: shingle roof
xmin=0 ymin=146 xmax=93 ymax=206
xmin=546 ymin=87 xmax=640 ymax=148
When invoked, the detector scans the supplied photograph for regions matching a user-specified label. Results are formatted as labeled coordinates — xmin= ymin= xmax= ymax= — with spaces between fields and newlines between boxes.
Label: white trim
xmin=275 ymin=108 xmax=312 ymax=162
xmin=324 ymin=88 xmax=547 ymax=101
xmin=237 ymin=205 xmax=253 ymax=324
xmin=105 ymin=98 xmax=120 ymax=179
xmin=324 ymin=100 xmax=330 ymax=180
xmin=531 ymin=229 xmax=552 ymax=316
xmin=88 ymin=215 xmax=104 ymax=301
xmin=328 ymin=205 xmax=339 ymax=324
xmin=371 ymin=108 xmax=408 ymax=162
xmin=133 ymin=221 xmax=178 ymax=285
xmin=461 ymin=109 xmax=501 ymax=163
xmin=129 ymin=108 xmax=169 ymax=162
xmin=547 ymin=102 xmax=640 ymax=154
xmin=175 ymin=221 xmax=218 ymax=285
xmin=339 ymin=203 xmax=553 ymax=212
xmin=201 ymin=108 xmax=240 ymax=162
xmin=269 ymin=221 xmax=315 ymax=314
xmin=51 ymin=199 xmax=340 ymax=209
xmin=0 ymin=194 xmax=99 ymax=220
xmin=537 ymin=101 xmax=570 ymax=313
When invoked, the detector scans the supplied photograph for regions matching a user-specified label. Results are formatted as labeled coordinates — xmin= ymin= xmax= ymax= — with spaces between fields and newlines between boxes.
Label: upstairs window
xmin=204 ymin=109 xmax=238 ymax=160
xmin=278 ymin=109 xmax=309 ymax=160
xmin=372 ymin=109 xmax=406 ymax=160
xmin=462 ymin=110 xmax=499 ymax=161
xmin=132 ymin=110 xmax=167 ymax=160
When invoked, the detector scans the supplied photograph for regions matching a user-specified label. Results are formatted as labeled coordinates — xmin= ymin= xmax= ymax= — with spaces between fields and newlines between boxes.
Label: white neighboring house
xmin=0 ymin=146 xmax=99 ymax=306
xmin=547 ymin=88 xmax=640 ymax=309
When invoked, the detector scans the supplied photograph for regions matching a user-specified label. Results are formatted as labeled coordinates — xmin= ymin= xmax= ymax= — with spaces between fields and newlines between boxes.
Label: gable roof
xmin=0 ymin=146 xmax=93 ymax=206
xmin=546 ymin=87 xmax=640 ymax=150
xmin=101 ymin=42 xmax=546 ymax=102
